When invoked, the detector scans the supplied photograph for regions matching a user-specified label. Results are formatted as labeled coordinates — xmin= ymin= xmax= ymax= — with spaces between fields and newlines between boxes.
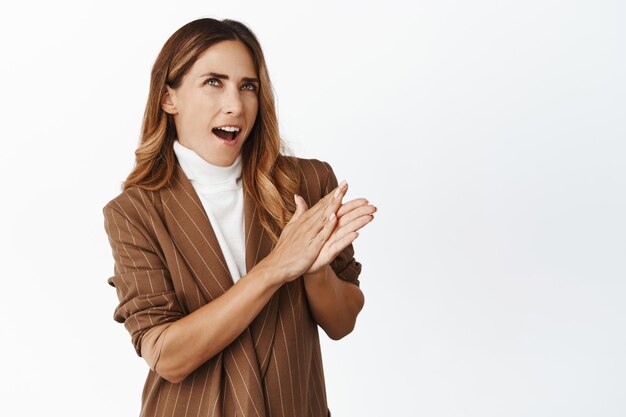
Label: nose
xmin=222 ymin=86 xmax=244 ymax=115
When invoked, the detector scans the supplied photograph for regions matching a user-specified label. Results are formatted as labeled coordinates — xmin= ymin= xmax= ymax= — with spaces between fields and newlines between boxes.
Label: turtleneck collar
xmin=173 ymin=139 xmax=242 ymax=191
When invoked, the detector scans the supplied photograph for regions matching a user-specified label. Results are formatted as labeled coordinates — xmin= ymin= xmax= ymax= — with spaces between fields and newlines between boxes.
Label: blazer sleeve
xmin=103 ymin=204 xmax=185 ymax=357
xmin=321 ymin=161 xmax=363 ymax=288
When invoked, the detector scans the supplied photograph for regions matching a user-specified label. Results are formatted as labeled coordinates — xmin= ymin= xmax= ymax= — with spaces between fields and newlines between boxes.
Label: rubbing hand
xmin=264 ymin=180 xmax=349 ymax=284
xmin=302 ymin=183 xmax=376 ymax=275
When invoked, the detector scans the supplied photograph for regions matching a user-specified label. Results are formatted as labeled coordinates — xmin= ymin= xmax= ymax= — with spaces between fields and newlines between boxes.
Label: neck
xmin=172 ymin=139 xmax=242 ymax=187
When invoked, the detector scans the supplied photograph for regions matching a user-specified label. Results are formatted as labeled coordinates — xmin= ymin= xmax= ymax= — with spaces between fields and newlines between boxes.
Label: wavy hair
xmin=122 ymin=18 xmax=301 ymax=244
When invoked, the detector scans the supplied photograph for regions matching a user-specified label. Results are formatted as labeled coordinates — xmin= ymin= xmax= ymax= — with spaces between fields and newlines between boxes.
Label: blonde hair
xmin=122 ymin=18 xmax=300 ymax=244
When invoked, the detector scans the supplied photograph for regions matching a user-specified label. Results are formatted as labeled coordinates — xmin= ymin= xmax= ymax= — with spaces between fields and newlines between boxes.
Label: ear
xmin=161 ymin=85 xmax=178 ymax=115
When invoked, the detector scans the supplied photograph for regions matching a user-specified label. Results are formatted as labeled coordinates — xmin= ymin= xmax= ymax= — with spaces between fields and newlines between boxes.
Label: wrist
xmin=255 ymin=256 xmax=288 ymax=288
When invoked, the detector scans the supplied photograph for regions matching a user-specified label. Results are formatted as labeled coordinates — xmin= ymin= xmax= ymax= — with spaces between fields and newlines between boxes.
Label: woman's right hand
xmin=262 ymin=180 xmax=348 ymax=284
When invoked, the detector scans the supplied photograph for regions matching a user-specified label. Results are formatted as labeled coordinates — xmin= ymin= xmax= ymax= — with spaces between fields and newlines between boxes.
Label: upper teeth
xmin=217 ymin=126 xmax=240 ymax=132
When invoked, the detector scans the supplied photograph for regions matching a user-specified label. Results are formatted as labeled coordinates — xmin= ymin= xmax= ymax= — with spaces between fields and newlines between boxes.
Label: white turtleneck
xmin=172 ymin=139 xmax=247 ymax=283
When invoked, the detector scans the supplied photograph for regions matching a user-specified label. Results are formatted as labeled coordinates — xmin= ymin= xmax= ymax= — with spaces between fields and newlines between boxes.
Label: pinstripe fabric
xmin=103 ymin=156 xmax=361 ymax=417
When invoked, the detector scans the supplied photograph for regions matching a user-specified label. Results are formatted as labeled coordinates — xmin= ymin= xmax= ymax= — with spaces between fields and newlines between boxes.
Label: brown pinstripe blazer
xmin=102 ymin=155 xmax=362 ymax=417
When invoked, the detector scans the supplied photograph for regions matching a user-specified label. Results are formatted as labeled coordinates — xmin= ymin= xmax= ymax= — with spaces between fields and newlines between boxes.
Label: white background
xmin=1 ymin=1 xmax=624 ymax=416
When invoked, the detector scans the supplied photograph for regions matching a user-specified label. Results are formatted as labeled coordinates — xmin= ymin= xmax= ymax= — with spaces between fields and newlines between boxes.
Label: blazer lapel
xmin=160 ymin=160 xmax=236 ymax=303
xmin=243 ymin=178 xmax=280 ymax=379
xmin=243 ymin=184 xmax=272 ymax=277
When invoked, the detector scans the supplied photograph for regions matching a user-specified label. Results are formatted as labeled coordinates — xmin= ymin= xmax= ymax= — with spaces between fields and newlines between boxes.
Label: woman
xmin=103 ymin=18 xmax=376 ymax=417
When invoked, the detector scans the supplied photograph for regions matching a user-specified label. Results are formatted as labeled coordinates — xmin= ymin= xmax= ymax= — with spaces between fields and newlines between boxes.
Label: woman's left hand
xmin=297 ymin=192 xmax=377 ymax=275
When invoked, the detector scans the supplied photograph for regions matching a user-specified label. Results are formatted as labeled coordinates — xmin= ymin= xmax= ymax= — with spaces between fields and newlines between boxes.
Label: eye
xmin=242 ymin=83 xmax=258 ymax=92
xmin=204 ymin=78 xmax=257 ymax=92
xmin=204 ymin=78 xmax=220 ymax=86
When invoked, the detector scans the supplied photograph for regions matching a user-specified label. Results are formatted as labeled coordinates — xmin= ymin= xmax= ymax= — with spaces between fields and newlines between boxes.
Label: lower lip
xmin=213 ymin=131 xmax=241 ymax=147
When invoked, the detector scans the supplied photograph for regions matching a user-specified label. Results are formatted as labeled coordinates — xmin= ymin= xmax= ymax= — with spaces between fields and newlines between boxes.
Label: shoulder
xmin=282 ymin=155 xmax=334 ymax=190
xmin=294 ymin=155 xmax=332 ymax=178
xmin=102 ymin=186 xmax=160 ymax=231
xmin=280 ymin=155 xmax=338 ymax=204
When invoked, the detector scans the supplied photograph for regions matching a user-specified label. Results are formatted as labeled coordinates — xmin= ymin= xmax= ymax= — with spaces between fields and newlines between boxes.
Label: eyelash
xmin=204 ymin=78 xmax=257 ymax=91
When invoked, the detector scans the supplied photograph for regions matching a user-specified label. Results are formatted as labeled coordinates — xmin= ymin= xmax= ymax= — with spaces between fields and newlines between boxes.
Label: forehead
xmin=191 ymin=40 xmax=257 ymax=76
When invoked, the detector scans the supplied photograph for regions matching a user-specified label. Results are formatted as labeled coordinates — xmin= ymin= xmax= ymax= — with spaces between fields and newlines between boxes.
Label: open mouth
xmin=212 ymin=127 xmax=241 ymax=141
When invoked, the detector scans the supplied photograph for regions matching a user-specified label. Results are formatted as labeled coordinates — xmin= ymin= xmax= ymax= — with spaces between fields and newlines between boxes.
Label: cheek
xmin=183 ymin=97 xmax=215 ymax=118
xmin=245 ymin=99 xmax=259 ymax=120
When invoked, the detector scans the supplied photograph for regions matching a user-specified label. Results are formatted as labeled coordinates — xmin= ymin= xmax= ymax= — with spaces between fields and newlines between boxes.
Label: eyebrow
xmin=199 ymin=72 xmax=259 ymax=84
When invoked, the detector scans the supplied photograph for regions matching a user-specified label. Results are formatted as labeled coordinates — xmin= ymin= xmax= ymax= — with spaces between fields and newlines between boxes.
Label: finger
xmin=296 ymin=194 xmax=309 ymax=211
xmin=289 ymin=194 xmax=308 ymax=224
xmin=332 ymin=213 xmax=374 ymax=242
xmin=330 ymin=180 xmax=348 ymax=209
xmin=327 ymin=230 xmax=359 ymax=255
xmin=302 ymin=180 xmax=348 ymax=227
xmin=336 ymin=198 xmax=368 ymax=217
xmin=328 ymin=214 xmax=374 ymax=250
xmin=313 ymin=210 xmax=337 ymax=246
xmin=336 ymin=198 xmax=371 ymax=218
xmin=337 ymin=204 xmax=376 ymax=227
xmin=317 ymin=179 xmax=349 ymax=211
xmin=317 ymin=180 xmax=349 ymax=222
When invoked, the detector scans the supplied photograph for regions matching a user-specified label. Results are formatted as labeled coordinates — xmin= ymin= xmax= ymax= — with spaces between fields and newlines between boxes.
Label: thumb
xmin=290 ymin=194 xmax=306 ymax=223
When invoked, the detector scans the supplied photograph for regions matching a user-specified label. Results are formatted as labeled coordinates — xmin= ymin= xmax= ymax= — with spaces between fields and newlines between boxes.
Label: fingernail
xmin=339 ymin=179 xmax=347 ymax=189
